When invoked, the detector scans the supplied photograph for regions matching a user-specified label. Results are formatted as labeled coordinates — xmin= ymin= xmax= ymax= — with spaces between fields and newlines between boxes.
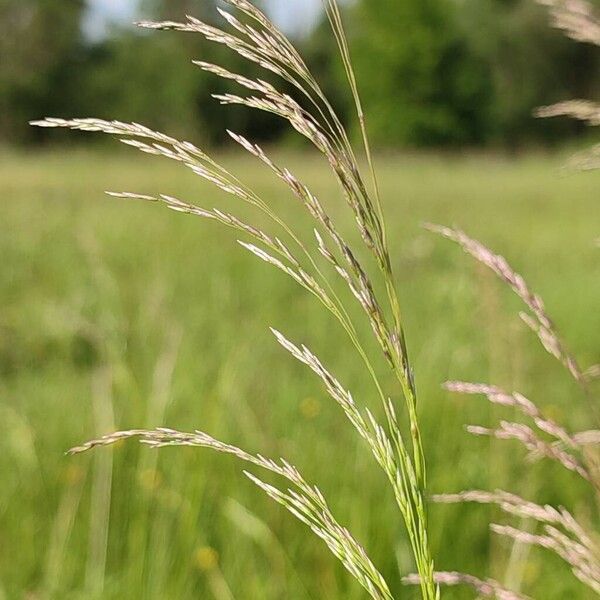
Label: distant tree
xmin=348 ymin=0 xmax=598 ymax=147
xmin=301 ymin=13 xmax=352 ymax=138
xmin=4 ymin=0 xmax=596 ymax=147
xmin=459 ymin=0 xmax=599 ymax=146
xmin=78 ymin=0 xmax=288 ymax=145
xmin=74 ymin=33 xmax=201 ymax=141
xmin=0 ymin=0 xmax=288 ymax=145
xmin=0 ymin=0 xmax=85 ymax=143
xmin=348 ymin=0 xmax=493 ymax=146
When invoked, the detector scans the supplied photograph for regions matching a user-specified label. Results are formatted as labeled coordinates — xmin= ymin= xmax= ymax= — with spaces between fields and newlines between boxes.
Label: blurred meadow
xmin=1 ymin=148 xmax=599 ymax=598
xmin=2 ymin=0 xmax=600 ymax=599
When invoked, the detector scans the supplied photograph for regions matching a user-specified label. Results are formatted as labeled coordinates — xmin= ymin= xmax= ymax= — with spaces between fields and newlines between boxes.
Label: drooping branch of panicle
xmin=68 ymin=428 xmax=393 ymax=600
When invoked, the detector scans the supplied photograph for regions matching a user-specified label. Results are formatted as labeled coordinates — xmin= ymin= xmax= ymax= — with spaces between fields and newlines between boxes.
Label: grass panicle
xmin=537 ymin=0 xmax=600 ymax=46
xmin=68 ymin=428 xmax=393 ymax=600
xmin=403 ymin=572 xmax=531 ymax=600
xmin=535 ymin=0 xmax=600 ymax=171
xmin=32 ymin=2 xmax=437 ymax=598
xmin=407 ymin=228 xmax=600 ymax=597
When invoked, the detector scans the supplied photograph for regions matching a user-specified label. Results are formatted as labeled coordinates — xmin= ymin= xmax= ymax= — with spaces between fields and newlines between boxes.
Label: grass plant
xmin=32 ymin=1 xmax=439 ymax=597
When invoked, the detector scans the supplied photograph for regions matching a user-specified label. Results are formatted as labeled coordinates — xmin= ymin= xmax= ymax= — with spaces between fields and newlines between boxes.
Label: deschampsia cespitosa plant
xmin=405 ymin=2 xmax=600 ymax=597
xmin=33 ymin=1 xmax=438 ymax=598
xmin=409 ymin=226 xmax=600 ymax=598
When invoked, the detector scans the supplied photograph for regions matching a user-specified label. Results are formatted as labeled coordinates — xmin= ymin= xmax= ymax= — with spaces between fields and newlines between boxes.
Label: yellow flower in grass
xmin=138 ymin=468 xmax=162 ymax=491
xmin=194 ymin=546 xmax=219 ymax=572
xmin=300 ymin=396 xmax=321 ymax=419
xmin=62 ymin=463 xmax=84 ymax=485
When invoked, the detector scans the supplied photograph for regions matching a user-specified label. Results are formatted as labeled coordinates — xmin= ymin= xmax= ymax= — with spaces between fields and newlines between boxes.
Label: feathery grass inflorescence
xmin=425 ymin=224 xmax=589 ymax=386
xmin=536 ymin=99 xmax=600 ymax=126
xmin=68 ymin=428 xmax=393 ymax=600
xmin=537 ymin=0 xmax=600 ymax=45
xmin=32 ymin=1 xmax=438 ymax=597
xmin=535 ymin=0 xmax=600 ymax=170
xmin=405 ymin=227 xmax=600 ymax=597
xmin=403 ymin=572 xmax=531 ymax=600
xmin=431 ymin=489 xmax=600 ymax=594
xmin=442 ymin=382 xmax=599 ymax=483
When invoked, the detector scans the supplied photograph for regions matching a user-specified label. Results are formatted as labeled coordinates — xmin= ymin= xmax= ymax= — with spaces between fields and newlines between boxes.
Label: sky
xmin=83 ymin=0 xmax=325 ymax=41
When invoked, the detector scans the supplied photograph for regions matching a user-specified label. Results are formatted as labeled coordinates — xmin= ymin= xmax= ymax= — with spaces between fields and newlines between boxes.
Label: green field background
xmin=1 ymin=150 xmax=599 ymax=599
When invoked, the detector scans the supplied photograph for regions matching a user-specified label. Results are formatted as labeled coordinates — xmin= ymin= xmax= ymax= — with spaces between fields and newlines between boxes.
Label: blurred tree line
xmin=1 ymin=0 xmax=598 ymax=147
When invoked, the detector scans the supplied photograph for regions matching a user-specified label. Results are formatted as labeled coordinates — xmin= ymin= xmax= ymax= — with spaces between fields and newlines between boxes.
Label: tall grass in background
xmin=33 ymin=1 xmax=439 ymax=597
xmin=405 ymin=1 xmax=600 ymax=597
